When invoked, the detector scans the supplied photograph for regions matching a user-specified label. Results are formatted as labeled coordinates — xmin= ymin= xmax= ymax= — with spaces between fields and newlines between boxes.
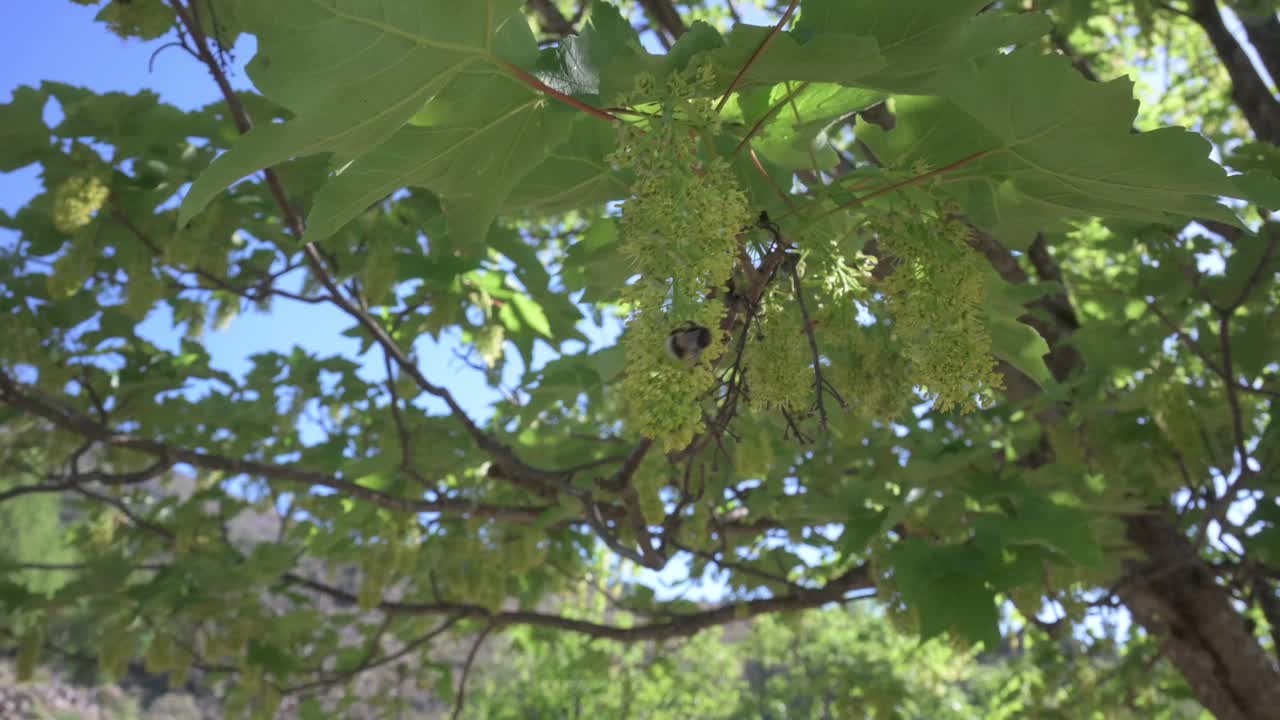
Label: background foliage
xmin=2 ymin=0 xmax=1279 ymax=718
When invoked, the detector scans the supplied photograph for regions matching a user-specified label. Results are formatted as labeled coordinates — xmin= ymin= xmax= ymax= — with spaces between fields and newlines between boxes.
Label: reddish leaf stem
xmin=497 ymin=59 xmax=621 ymax=123
xmin=815 ymin=149 xmax=994 ymax=221
xmin=714 ymin=0 xmax=801 ymax=113
xmin=748 ymin=148 xmax=796 ymax=210
xmin=733 ymin=81 xmax=809 ymax=155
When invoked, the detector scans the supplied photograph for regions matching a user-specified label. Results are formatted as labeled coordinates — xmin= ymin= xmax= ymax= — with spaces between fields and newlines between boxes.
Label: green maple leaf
xmin=792 ymin=0 xmax=1051 ymax=93
xmin=303 ymin=61 xmax=576 ymax=246
xmin=728 ymin=83 xmax=886 ymax=171
xmin=533 ymin=1 xmax=645 ymax=99
xmin=982 ymin=268 xmax=1056 ymax=388
xmin=860 ymin=51 xmax=1247 ymax=249
xmin=501 ymin=5 xmax=640 ymax=213
xmin=890 ymin=539 xmax=1000 ymax=648
xmin=975 ymin=496 xmax=1105 ymax=570
xmin=0 ymin=86 xmax=52 ymax=172
xmin=704 ymin=21 xmax=884 ymax=90
xmin=596 ymin=10 xmax=885 ymax=102
xmin=705 ymin=0 xmax=1048 ymax=174
xmin=178 ymin=0 xmax=531 ymax=232
xmin=503 ymin=110 xmax=630 ymax=215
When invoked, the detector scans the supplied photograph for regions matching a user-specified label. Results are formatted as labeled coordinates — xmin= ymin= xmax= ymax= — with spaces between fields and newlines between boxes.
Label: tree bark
xmin=1116 ymin=514 xmax=1280 ymax=720
xmin=1237 ymin=11 xmax=1280 ymax=90
xmin=526 ymin=0 xmax=576 ymax=37
xmin=1189 ymin=0 xmax=1280 ymax=145
xmin=987 ymin=235 xmax=1280 ymax=720
xmin=637 ymin=0 xmax=687 ymax=40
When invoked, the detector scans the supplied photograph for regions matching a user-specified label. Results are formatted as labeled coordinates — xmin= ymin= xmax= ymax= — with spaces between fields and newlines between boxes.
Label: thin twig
xmin=733 ymin=81 xmax=810 ymax=155
xmin=171 ymin=0 xmax=583 ymax=501
xmin=1216 ymin=308 xmax=1252 ymax=478
xmin=748 ymin=148 xmax=796 ymax=210
xmin=715 ymin=0 xmax=801 ymax=112
xmin=817 ymin=149 xmax=994 ymax=220
xmin=786 ymin=259 xmax=844 ymax=431
xmin=0 ymin=370 xmax=553 ymax=522
xmin=1144 ymin=299 xmax=1225 ymax=375
xmin=496 ymin=59 xmax=621 ymax=123
xmin=284 ymin=614 xmax=465 ymax=695
xmin=1224 ymin=225 xmax=1280 ymax=312
xmin=450 ymin=623 xmax=495 ymax=720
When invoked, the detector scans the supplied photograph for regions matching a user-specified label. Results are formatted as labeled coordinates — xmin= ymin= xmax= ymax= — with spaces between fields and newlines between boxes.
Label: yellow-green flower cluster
xmin=621 ymin=308 xmax=721 ymax=451
xmin=872 ymin=204 xmax=1002 ymax=412
xmin=611 ymin=63 xmax=754 ymax=450
xmin=53 ymin=173 xmax=110 ymax=234
xmin=743 ymin=288 xmax=813 ymax=413
xmin=824 ymin=317 xmax=914 ymax=421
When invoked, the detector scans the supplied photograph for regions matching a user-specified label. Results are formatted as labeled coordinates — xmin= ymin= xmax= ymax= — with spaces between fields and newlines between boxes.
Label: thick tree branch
xmin=637 ymin=0 xmax=687 ymax=41
xmin=1187 ymin=0 xmax=1280 ymax=145
xmin=1117 ymin=513 xmax=1280 ymax=720
xmin=1237 ymin=12 xmax=1280 ymax=93
xmin=284 ymin=563 xmax=874 ymax=643
xmin=526 ymin=0 xmax=577 ymax=37
xmin=0 ymin=371 xmax=550 ymax=523
xmin=715 ymin=0 xmax=800 ymax=112
xmin=982 ymin=220 xmax=1280 ymax=720
xmin=920 ymin=99 xmax=1280 ymax=715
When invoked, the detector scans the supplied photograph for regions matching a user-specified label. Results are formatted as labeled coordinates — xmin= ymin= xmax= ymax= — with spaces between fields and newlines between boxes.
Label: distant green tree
xmin=466 ymin=603 xmax=1204 ymax=719
xmin=0 ymin=425 xmax=77 ymax=596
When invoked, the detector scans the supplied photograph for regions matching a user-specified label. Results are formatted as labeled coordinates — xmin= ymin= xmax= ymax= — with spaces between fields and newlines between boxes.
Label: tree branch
xmin=0 ymin=371 xmax=550 ymax=523
xmin=715 ymin=0 xmax=800 ymax=112
xmin=787 ymin=259 xmax=845 ymax=430
xmin=167 ymin=0 xmax=606 ymax=508
xmin=1235 ymin=12 xmax=1280 ymax=95
xmin=526 ymin=0 xmax=577 ymax=37
xmin=284 ymin=563 xmax=874 ymax=643
xmin=637 ymin=0 xmax=687 ymax=42
xmin=450 ymin=622 xmax=494 ymax=720
xmin=1187 ymin=0 xmax=1280 ymax=145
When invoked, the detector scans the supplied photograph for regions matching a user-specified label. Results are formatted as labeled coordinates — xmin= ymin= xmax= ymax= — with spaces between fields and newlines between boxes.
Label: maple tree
xmin=1 ymin=0 xmax=1279 ymax=718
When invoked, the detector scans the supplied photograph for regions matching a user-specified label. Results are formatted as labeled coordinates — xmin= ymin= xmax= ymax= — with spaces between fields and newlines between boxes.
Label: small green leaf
xmin=0 ymin=86 xmax=52 ymax=171
xmin=179 ymin=1 xmax=528 ymax=228
xmin=982 ymin=269 xmax=1055 ymax=388
xmin=510 ymin=293 xmax=552 ymax=338
xmin=890 ymin=539 xmax=1000 ymax=648
xmin=248 ymin=638 xmax=301 ymax=678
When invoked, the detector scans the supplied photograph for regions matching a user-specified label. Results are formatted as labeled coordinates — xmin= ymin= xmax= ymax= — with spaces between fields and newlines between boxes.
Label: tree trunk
xmin=1115 ymin=514 xmax=1280 ymax=720
xmin=1190 ymin=0 xmax=1280 ymax=145
xmin=986 ymin=234 xmax=1280 ymax=718
xmin=1238 ymin=12 xmax=1280 ymax=89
